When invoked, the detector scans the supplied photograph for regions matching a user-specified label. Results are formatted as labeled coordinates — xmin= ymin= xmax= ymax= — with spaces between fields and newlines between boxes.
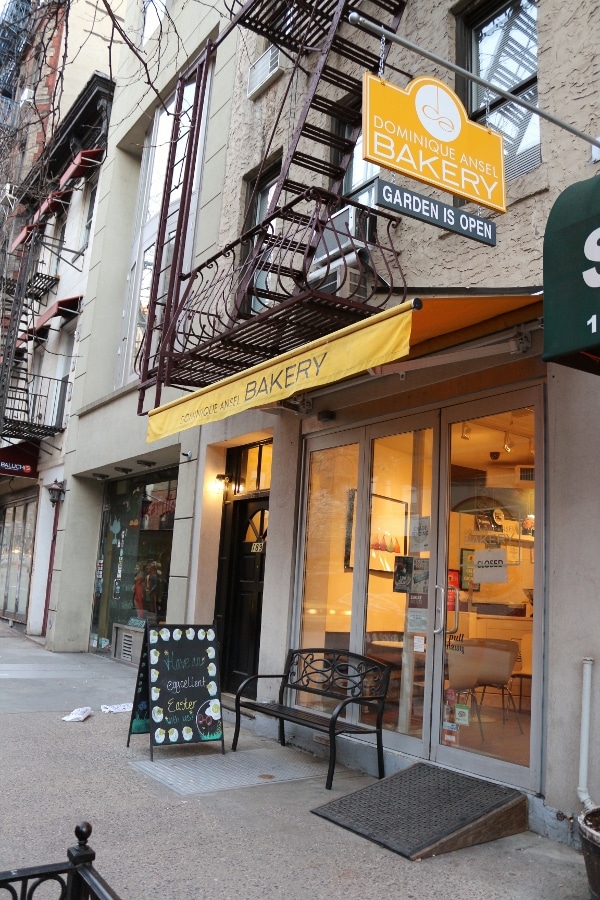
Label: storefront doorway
xmin=299 ymin=388 xmax=541 ymax=791
xmin=215 ymin=439 xmax=272 ymax=696
xmin=222 ymin=497 xmax=268 ymax=695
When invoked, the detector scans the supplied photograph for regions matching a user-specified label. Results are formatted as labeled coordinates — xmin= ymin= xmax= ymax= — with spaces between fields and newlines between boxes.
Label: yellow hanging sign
xmin=147 ymin=300 xmax=414 ymax=442
xmin=363 ymin=73 xmax=506 ymax=213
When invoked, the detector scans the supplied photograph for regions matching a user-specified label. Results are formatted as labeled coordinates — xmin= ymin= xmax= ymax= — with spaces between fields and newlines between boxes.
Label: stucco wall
xmin=545 ymin=364 xmax=600 ymax=814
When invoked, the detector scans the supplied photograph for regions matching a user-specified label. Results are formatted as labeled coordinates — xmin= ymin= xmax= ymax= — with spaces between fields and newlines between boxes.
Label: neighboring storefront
xmin=0 ymin=486 xmax=38 ymax=624
xmin=90 ymin=466 xmax=178 ymax=663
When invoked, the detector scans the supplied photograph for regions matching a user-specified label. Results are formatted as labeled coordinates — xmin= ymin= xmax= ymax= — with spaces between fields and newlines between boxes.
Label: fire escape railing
xmin=2 ymin=373 xmax=68 ymax=440
xmin=137 ymin=0 xmax=409 ymax=412
xmin=138 ymin=188 xmax=404 ymax=393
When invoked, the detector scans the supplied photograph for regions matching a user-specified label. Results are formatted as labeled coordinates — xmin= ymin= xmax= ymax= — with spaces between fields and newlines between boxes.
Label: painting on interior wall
xmin=344 ymin=490 xmax=408 ymax=571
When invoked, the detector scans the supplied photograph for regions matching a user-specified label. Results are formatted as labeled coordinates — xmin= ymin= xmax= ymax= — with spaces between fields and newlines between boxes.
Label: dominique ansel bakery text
xmin=178 ymin=352 xmax=328 ymax=425
xmin=372 ymin=118 xmax=499 ymax=203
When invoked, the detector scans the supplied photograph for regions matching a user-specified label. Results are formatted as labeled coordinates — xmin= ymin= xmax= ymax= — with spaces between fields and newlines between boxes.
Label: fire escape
xmin=138 ymin=0 xmax=411 ymax=411
xmin=0 ymin=68 xmax=111 ymax=442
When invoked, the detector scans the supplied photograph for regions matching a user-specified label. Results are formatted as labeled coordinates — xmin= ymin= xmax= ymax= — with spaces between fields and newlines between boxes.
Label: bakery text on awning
xmin=147 ymin=299 xmax=417 ymax=442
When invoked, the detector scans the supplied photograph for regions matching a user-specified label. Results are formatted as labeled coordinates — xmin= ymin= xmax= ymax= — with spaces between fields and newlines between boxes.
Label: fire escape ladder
xmin=0 ymin=241 xmax=35 ymax=437
xmin=137 ymin=0 xmax=411 ymax=410
xmin=137 ymin=45 xmax=215 ymax=413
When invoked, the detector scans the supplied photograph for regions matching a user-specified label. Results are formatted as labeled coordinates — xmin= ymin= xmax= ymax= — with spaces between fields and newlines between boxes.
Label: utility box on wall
xmin=111 ymin=623 xmax=145 ymax=667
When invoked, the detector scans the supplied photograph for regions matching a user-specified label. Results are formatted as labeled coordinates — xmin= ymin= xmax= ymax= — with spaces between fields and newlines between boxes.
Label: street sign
xmin=376 ymin=178 xmax=496 ymax=246
xmin=363 ymin=73 xmax=506 ymax=213
xmin=543 ymin=175 xmax=600 ymax=375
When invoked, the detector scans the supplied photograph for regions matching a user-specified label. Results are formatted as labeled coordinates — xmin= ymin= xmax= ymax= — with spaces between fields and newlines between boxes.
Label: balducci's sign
xmin=363 ymin=73 xmax=506 ymax=213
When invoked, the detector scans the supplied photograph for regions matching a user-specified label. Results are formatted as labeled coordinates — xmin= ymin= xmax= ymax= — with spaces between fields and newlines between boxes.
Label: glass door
xmin=299 ymin=414 xmax=440 ymax=759
xmin=431 ymin=388 xmax=542 ymax=791
xmin=297 ymin=387 xmax=542 ymax=791
xmin=360 ymin=416 xmax=438 ymax=758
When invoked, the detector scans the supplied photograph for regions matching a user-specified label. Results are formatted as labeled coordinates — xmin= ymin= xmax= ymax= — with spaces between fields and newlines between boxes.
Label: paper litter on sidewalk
xmin=101 ymin=703 xmax=133 ymax=714
xmin=62 ymin=707 xmax=93 ymax=722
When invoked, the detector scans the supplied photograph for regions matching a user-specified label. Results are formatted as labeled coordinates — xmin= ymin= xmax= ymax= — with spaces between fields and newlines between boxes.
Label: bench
xmin=231 ymin=647 xmax=392 ymax=789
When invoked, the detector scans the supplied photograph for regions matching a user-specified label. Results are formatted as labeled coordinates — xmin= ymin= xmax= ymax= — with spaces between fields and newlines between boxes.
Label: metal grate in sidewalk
xmin=130 ymin=746 xmax=329 ymax=795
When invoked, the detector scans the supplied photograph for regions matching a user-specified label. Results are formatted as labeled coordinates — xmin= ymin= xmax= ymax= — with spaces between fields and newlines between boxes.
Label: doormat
xmin=130 ymin=746 xmax=328 ymax=795
xmin=312 ymin=762 xmax=526 ymax=860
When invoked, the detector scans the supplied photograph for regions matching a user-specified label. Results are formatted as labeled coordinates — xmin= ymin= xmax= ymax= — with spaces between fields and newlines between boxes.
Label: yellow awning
xmin=147 ymin=299 xmax=415 ymax=442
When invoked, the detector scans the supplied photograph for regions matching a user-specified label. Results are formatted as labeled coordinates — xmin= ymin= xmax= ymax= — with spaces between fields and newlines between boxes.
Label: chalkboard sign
xmin=127 ymin=624 xmax=224 ymax=759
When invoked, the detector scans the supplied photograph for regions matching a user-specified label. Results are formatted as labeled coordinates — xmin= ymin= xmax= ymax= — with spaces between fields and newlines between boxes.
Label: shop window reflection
xmin=90 ymin=466 xmax=178 ymax=654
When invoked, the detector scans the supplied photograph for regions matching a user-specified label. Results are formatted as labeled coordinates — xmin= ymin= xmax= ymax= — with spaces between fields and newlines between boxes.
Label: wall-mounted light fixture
xmin=216 ymin=473 xmax=231 ymax=484
xmin=503 ymin=433 xmax=515 ymax=453
xmin=461 ymin=422 xmax=471 ymax=440
xmin=46 ymin=479 xmax=66 ymax=507
xmin=181 ymin=451 xmax=192 ymax=461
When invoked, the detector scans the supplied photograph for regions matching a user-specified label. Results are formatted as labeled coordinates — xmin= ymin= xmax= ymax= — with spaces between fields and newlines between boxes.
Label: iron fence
xmin=0 ymin=823 xmax=121 ymax=899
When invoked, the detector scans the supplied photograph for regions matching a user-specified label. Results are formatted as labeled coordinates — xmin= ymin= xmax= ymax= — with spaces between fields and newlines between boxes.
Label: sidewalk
xmin=0 ymin=621 xmax=590 ymax=899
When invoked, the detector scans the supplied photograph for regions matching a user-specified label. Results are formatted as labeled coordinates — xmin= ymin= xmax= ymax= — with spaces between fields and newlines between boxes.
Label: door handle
xmin=446 ymin=586 xmax=460 ymax=635
xmin=433 ymin=584 xmax=445 ymax=634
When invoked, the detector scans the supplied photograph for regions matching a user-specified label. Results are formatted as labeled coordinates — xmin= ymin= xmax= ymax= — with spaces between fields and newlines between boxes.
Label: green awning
xmin=543 ymin=175 xmax=600 ymax=375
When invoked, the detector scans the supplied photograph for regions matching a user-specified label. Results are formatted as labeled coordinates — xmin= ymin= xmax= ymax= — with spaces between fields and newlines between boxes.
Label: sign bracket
xmin=348 ymin=12 xmax=600 ymax=153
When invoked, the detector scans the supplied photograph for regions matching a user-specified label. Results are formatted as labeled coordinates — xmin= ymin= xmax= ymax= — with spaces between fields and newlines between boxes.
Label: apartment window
xmin=141 ymin=0 xmax=164 ymax=44
xmin=458 ymin=1 xmax=540 ymax=181
xmin=51 ymin=216 xmax=66 ymax=276
xmin=80 ymin=181 xmax=98 ymax=251
xmin=342 ymin=129 xmax=379 ymax=205
xmin=240 ymin=167 xmax=279 ymax=317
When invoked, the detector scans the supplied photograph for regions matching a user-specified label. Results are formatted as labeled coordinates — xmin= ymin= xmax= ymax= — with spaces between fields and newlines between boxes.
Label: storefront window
xmin=299 ymin=442 xmax=359 ymax=711
xmin=0 ymin=497 xmax=37 ymax=620
xmin=90 ymin=467 xmax=178 ymax=653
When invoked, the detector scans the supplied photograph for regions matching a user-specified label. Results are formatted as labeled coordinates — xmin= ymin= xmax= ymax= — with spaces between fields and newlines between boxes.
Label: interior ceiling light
xmin=503 ymin=433 xmax=515 ymax=453
xmin=461 ymin=422 xmax=471 ymax=440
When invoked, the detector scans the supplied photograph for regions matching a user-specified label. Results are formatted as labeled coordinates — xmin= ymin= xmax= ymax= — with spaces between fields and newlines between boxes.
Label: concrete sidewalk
xmin=0 ymin=621 xmax=590 ymax=899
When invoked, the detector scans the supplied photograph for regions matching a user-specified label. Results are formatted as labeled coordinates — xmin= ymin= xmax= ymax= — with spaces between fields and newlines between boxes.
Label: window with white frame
xmin=79 ymin=180 xmax=98 ymax=252
xmin=458 ymin=0 xmax=540 ymax=181
xmin=341 ymin=129 xmax=379 ymax=206
xmin=119 ymin=73 xmax=211 ymax=385
xmin=240 ymin=166 xmax=279 ymax=317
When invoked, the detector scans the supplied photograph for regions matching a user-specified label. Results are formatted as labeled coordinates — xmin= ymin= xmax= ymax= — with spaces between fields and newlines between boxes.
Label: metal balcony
xmin=141 ymin=189 xmax=404 ymax=395
xmin=2 ymin=374 xmax=68 ymax=440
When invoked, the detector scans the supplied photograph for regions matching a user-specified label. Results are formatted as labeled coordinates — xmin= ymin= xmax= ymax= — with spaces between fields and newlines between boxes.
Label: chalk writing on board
xmin=128 ymin=624 xmax=224 ymax=756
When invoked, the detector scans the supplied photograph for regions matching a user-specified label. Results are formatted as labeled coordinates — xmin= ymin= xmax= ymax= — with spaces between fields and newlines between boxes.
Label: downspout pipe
xmin=578 ymin=657 xmax=596 ymax=810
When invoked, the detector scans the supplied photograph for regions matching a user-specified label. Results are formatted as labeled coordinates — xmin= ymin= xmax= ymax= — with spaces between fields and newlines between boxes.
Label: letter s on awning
xmin=543 ymin=175 xmax=600 ymax=376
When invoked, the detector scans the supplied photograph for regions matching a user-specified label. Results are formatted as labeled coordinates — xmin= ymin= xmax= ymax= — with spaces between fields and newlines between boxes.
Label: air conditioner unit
xmin=247 ymin=44 xmax=284 ymax=100
xmin=19 ymin=87 xmax=34 ymax=107
xmin=308 ymin=254 xmax=369 ymax=302
xmin=486 ymin=465 xmax=535 ymax=488
xmin=312 ymin=205 xmax=375 ymax=267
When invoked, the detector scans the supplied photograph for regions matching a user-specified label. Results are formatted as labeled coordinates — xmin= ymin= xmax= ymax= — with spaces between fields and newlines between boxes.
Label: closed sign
xmin=473 ymin=549 xmax=508 ymax=583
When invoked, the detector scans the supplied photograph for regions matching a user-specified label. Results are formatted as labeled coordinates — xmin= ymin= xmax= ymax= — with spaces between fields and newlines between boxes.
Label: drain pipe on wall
xmin=578 ymin=657 xmax=596 ymax=810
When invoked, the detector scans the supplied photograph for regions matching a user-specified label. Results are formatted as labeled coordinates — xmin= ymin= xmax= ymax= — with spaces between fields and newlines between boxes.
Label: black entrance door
xmin=223 ymin=498 xmax=268 ymax=695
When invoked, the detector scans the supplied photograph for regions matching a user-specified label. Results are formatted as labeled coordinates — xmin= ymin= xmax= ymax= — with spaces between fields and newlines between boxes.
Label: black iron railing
xmin=137 ymin=188 xmax=405 ymax=406
xmin=0 ymin=823 xmax=121 ymax=899
xmin=2 ymin=373 xmax=68 ymax=440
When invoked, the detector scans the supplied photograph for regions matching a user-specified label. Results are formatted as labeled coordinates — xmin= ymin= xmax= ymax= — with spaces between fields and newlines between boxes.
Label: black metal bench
xmin=231 ymin=647 xmax=392 ymax=789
